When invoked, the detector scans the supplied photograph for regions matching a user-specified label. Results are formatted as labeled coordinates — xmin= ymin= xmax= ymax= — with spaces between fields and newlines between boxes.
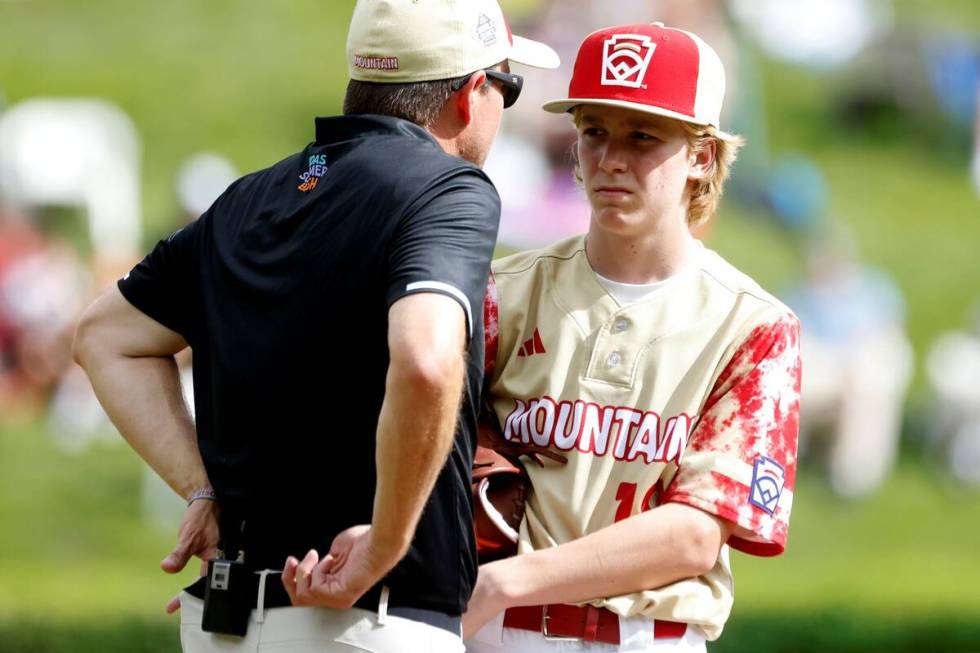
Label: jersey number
xmin=614 ymin=481 xmax=661 ymax=522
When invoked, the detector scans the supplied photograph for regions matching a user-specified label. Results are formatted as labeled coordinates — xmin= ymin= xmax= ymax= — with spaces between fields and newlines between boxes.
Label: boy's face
xmin=575 ymin=105 xmax=701 ymax=239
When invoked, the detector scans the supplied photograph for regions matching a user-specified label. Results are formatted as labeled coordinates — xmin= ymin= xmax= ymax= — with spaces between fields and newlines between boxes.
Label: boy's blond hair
xmin=681 ymin=122 xmax=745 ymax=227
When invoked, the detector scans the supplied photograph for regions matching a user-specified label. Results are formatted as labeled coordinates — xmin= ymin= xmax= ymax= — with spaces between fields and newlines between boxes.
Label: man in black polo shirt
xmin=72 ymin=1 xmax=557 ymax=651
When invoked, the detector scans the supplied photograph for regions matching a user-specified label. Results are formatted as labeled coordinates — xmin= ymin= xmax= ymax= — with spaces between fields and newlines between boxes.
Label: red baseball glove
xmin=472 ymin=405 xmax=566 ymax=562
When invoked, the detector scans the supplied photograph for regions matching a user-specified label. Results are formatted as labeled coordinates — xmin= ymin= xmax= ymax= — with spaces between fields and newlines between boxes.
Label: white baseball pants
xmin=179 ymin=591 xmax=464 ymax=653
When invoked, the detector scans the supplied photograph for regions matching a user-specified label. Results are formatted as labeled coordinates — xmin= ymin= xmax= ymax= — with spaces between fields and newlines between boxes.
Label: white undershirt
xmin=592 ymin=242 xmax=703 ymax=306
xmin=594 ymin=271 xmax=675 ymax=305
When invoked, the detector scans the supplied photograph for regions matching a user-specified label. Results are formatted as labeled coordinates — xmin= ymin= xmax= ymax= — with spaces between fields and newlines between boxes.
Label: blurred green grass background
xmin=2 ymin=1 xmax=980 ymax=651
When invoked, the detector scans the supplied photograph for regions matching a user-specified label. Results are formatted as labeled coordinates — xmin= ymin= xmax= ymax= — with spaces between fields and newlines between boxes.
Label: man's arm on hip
xmin=73 ymin=285 xmax=208 ymax=500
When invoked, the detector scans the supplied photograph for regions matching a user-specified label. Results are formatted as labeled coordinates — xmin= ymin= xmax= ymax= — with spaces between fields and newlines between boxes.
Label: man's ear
xmin=454 ymin=70 xmax=488 ymax=126
xmin=688 ymin=138 xmax=717 ymax=181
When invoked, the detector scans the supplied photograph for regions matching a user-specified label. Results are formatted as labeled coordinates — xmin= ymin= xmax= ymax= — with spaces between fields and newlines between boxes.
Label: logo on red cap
xmin=601 ymin=34 xmax=656 ymax=88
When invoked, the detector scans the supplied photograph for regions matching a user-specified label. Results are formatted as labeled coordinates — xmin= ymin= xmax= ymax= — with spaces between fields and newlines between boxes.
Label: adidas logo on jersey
xmin=517 ymin=328 xmax=546 ymax=358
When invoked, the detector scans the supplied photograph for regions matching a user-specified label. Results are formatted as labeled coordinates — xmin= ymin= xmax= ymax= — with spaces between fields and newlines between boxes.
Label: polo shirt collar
xmin=314 ymin=114 xmax=438 ymax=146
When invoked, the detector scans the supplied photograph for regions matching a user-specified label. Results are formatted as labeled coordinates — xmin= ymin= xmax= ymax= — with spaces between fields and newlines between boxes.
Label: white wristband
xmin=187 ymin=487 xmax=217 ymax=506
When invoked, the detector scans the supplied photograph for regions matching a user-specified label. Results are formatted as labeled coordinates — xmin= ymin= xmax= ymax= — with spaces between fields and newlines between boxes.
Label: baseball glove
xmin=472 ymin=405 xmax=566 ymax=562
xmin=472 ymin=442 xmax=527 ymax=562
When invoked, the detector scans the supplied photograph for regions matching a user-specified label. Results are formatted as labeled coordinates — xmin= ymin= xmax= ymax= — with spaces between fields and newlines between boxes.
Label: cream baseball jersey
xmin=483 ymin=235 xmax=801 ymax=641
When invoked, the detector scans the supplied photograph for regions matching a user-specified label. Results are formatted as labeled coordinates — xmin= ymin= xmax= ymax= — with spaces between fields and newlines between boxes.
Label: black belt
xmin=186 ymin=573 xmax=461 ymax=636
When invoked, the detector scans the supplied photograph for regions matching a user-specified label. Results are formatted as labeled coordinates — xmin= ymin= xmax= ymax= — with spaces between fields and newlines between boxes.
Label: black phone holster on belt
xmin=201 ymin=556 xmax=253 ymax=636
xmin=202 ymin=511 xmax=252 ymax=636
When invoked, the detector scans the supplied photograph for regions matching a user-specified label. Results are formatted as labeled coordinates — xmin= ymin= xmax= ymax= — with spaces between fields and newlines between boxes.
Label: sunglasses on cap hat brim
xmin=452 ymin=69 xmax=524 ymax=109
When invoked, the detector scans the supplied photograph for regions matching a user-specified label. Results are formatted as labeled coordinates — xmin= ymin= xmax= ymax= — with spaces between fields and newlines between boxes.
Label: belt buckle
xmin=541 ymin=605 xmax=580 ymax=642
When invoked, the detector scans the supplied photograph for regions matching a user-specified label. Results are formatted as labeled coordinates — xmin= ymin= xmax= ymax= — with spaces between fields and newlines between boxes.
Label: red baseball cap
xmin=543 ymin=23 xmax=726 ymax=128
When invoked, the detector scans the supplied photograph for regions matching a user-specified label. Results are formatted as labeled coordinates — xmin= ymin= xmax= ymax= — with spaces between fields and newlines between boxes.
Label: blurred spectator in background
xmin=925 ymin=30 xmax=979 ymax=133
xmin=973 ymin=84 xmax=980 ymax=196
xmin=0 ymin=98 xmax=141 ymax=446
xmin=0 ymin=205 xmax=95 ymax=442
xmin=836 ymin=18 xmax=979 ymax=169
xmin=0 ymin=98 xmax=142 ymax=282
xmin=926 ymin=302 xmax=980 ymax=486
xmin=729 ymin=0 xmax=893 ymax=69
xmin=765 ymin=154 xmax=828 ymax=232
xmin=785 ymin=225 xmax=913 ymax=498
xmin=0 ymin=203 xmax=47 ymax=415
xmin=482 ymin=129 xmax=588 ymax=249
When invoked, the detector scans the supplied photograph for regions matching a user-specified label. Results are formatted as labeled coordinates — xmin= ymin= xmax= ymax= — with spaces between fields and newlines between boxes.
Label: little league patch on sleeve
xmin=749 ymin=457 xmax=786 ymax=514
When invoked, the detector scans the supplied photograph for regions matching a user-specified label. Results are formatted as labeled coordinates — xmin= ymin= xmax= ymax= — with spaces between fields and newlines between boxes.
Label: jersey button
xmin=613 ymin=319 xmax=629 ymax=333
xmin=607 ymin=351 xmax=622 ymax=366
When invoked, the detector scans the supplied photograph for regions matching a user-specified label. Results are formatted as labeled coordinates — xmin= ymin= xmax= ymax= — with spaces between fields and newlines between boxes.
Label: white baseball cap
xmin=543 ymin=23 xmax=726 ymax=128
xmin=347 ymin=0 xmax=560 ymax=83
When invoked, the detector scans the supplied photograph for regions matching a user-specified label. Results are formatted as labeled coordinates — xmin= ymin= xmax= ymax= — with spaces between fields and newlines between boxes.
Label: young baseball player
xmin=465 ymin=23 xmax=801 ymax=652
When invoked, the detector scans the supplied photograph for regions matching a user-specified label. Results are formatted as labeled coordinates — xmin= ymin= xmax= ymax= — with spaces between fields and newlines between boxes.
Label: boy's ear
xmin=688 ymin=138 xmax=716 ymax=181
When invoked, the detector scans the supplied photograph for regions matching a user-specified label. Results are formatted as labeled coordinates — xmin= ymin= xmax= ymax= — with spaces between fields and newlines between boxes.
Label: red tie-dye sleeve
xmin=661 ymin=313 xmax=802 ymax=557
xmin=483 ymin=272 xmax=499 ymax=380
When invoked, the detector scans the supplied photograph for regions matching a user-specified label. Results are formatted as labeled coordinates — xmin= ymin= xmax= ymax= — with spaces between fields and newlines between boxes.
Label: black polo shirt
xmin=118 ymin=115 xmax=500 ymax=615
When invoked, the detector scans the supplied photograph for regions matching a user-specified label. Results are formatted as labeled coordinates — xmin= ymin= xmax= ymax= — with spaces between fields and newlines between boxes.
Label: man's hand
xmin=281 ymin=525 xmax=397 ymax=609
xmin=161 ymin=499 xmax=220 ymax=614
